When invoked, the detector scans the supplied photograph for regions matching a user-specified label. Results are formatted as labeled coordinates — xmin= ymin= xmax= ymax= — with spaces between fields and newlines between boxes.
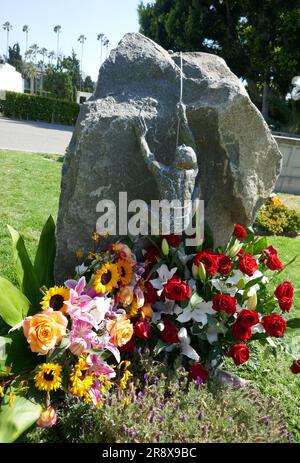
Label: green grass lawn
xmin=0 ymin=149 xmax=299 ymax=441
xmin=0 ymin=150 xmax=62 ymax=284
xmin=278 ymin=193 xmax=300 ymax=215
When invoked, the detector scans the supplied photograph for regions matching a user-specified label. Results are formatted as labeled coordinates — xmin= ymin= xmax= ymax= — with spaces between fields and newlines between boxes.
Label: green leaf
xmin=153 ymin=339 xmax=168 ymax=356
xmin=0 ymin=336 xmax=12 ymax=375
xmin=287 ymin=318 xmax=300 ymax=329
xmin=7 ymin=225 xmax=41 ymax=310
xmin=244 ymin=276 xmax=263 ymax=290
xmin=34 ymin=216 xmax=56 ymax=289
xmin=0 ymin=390 xmax=41 ymax=443
xmin=253 ymin=237 xmax=268 ymax=255
xmin=0 ymin=277 xmax=30 ymax=326
xmin=5 ymin=331 xmax=41 ymax=374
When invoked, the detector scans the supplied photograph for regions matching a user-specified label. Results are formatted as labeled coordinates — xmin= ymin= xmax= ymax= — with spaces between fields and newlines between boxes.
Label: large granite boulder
xmin=55 ymin=32 xmax=282 ymax=282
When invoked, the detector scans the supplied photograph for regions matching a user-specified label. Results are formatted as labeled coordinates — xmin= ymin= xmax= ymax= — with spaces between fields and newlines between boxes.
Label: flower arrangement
xmin=0 ymin=218 xmax=299 ymax=442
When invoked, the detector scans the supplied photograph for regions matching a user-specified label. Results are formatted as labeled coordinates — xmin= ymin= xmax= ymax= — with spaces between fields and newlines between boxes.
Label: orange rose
xmin=107 ymin=316 xmax=133 ymax=347
xmin=141 ymin=303 xmax=153 ymax=320
xmin=117 ymin=286 xmax=134 ymax=307
xmin=23 ymin=309 xmax=68 ymax=354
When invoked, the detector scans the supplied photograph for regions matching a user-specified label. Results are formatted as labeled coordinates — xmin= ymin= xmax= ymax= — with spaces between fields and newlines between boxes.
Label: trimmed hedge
xmin=0 ymin=91 xmax=79 ymax=126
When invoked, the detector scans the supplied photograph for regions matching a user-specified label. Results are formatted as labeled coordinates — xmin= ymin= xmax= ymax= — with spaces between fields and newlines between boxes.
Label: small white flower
xmin=150 ymin=264 xmax=177 ymax=295
xmin=75 ymin=263 xmax=88 ymax=275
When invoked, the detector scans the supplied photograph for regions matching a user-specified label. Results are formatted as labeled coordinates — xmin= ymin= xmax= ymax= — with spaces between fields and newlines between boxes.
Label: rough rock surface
xmin=55 ymin=32 xmax=282 ymax=282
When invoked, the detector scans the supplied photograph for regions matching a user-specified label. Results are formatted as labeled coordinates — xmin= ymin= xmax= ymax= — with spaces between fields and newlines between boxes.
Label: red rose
xmin=188 ymin=362 xmax=209 ymax=383
xmin=144 ymin=244 xmax=160 ymax=265
xmin=134 ymin=319 xmax=152 ymax=341
xmin=261 ymin=246 xmax=284 ymax=271
xmin=261 ymin=314 xmax=286 ymax=337
xmin=274 ymin=281 xmax=294 ymax=312
xmin=161 ymin=319 xmax=179 ymax=344
xmin=291 ymin=359 xmax=300 ymax=374
xmin=212 ymin=294 xmax=237 ymax=315
xmin=217 ymin=254 xmax=232 ymax=275
xmin=119 ymin=337 xmax=135 ymax=353
xmin=236 ymin=309 xmax=259 ymax=328
xmin=144 ymin=281 xmax=158 ymax=304
xmin=237 ymin=249 xmax=245 ymax=258
xmin=193 ymin=250 xmax=219 ymax=276
xmin=266 ymin=254 xmax=284 ymax=271
xmin=163 ymin=276 xmax=191 ymax=301
xmin=234 ymin=224 xmax=248 ymax=240
xmin=162 ymin=234 xmax=181 ymax=248
xmin=239 ymin=252 xmax=258 ymax=276
xmin=263 ymin=246 xmax=278 ymax=257
xmin=227 ymin=344 xmax=249 ymax=365
xmin=231 ymin=321 xmax=252 ymax=341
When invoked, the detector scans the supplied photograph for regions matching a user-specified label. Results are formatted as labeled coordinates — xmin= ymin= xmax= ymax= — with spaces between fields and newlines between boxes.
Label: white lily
xmin=89 ymin=297 xmax=112 ymax=325
xmin=206 ymin=324 xmax=218 ymax=344
xmin=152 ymin=300 xmax=180 ymax=322
xmin=251 ymin=323 xmax=265 ymax=334
xmin=226 ymin=269 xmax=263 ymax=286
xmin=150 ymin=264 xmax=177 ymax=295
xmin=176 ymin=293 xmax=215 ymax=326
xmin=178 ymin=327 xmax=200 ymax=361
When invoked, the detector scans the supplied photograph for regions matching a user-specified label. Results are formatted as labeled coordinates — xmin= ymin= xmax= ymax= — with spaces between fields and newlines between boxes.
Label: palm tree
xmin=28 ymin=44 xmax=39 ymax=64
xmin=97 ymin=33 xmax=106 ymax=66
xmin=78 ymin=35 xmax=87 ymax=90
xmin=22 ymin=25 xmax=29 ymax=55
xmin=53 ymin=25 xmax=62 ymax=60
xmin=40 ymin=47 xmax=48 ymax=66
xmin=48 ymin=50 xmax=55 ymax=65
xmin=22 ymin=61 xmax=38 ymax=94
xmin=3 ymin=22 xmax=13 ymax=58
xmin=104 ymin=38 xmax=110 ymax=59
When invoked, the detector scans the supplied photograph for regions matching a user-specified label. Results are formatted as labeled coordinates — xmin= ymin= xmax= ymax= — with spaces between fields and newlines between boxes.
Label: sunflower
xmin=117 ymin=259 xmax=134 ymax=286
xmin=127 ymin=297 xmax=140 ymax=318
xmin=69 ymin=357 xmax=94 ymax=401
xmin=34 ymin=363 xmax=62 ymax=392
xmin=41 ymin=286 xmax=70 ymax=312
xmin=93 ymin=262 xmax=120 ymax=293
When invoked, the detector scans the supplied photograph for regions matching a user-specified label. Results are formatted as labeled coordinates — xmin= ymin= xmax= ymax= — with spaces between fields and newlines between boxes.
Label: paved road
xmin=0 ymin=117 xmax=74 ymax=154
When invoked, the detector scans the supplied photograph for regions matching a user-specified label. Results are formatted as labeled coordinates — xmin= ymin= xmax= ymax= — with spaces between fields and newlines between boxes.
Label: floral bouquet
xmin=0 ymin=218 xmax=299 ymax=442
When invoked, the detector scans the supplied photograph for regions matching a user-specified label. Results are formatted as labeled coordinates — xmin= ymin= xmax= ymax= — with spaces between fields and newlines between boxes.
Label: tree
xmin=53 ymin=25 xmax=62 ymax=60
xmin=43 ymin=70 xmax=73 ymax=101
xmin=77 ymin=34 xmax=87 ymax=89
xmin=27 ymin=44 xmax=39 ymax=64
xmin=138 ymin=0 xmax=300 ymax=122
xmin=3 ymin=21 xmax=13 ymax=58
xmin=103 ymin=38 xmax=110 ymax=59
xmin=97 ymin=33 xmax=106 ymax=66
xmin=61 ymin=50 xmax=81 ymax=101
xmin=22 ymin=25 xmax=29 ymax=55
xmin=83 ymin=75 xmax=95 ymax=93
xmin=8 ymin=43 xmax=23 ymax=73
xmin=48 ymin=50 xmax=55 ymax=65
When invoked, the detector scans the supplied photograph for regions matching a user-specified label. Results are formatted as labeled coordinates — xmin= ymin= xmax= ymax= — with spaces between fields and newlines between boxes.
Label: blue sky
xmin=1 ymin=0 xmax=142 ymax=81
